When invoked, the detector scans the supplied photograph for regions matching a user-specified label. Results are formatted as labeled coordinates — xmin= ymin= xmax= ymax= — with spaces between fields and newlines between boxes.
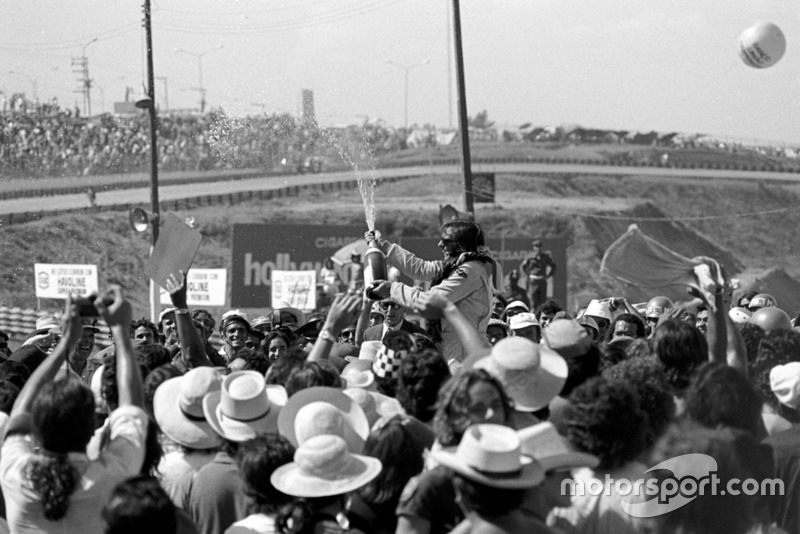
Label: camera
xmin=73 ymin=295 xmax=114 ymax=317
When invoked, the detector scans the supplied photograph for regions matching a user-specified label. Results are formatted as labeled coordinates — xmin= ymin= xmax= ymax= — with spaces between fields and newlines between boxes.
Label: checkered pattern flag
xmin=372 ymin=345 xmax=407 ymax=379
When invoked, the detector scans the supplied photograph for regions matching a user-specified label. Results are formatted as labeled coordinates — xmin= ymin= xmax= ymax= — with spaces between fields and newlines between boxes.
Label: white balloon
xmin=739 ymin=21 xmax=787 ymax=69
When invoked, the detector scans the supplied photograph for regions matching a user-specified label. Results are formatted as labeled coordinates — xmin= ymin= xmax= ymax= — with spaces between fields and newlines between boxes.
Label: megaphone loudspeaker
xmin=129 ymin=208 xmax=150 ymax=233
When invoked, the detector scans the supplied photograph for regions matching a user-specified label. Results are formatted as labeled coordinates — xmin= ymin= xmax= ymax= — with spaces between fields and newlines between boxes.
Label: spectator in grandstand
xmin=365 ymin=219 xmax=500 ymax=365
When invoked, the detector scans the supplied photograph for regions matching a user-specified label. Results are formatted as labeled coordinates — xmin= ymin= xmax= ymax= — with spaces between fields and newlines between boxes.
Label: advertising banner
xmin=34 ymin=263 xmax=99 ymax=299
xmin=159 ymin=269 xmax=227 ymax=307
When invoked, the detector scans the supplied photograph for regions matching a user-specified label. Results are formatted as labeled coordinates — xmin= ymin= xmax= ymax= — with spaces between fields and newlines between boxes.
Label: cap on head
xmin=646 ymin=296 xmax=674 ymax=319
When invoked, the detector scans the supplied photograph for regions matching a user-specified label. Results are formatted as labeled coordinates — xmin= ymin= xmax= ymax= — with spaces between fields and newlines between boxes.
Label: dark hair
xmin=242 ymin=350 xmax=271 ymax=375
xmin=134 ymin=343 xmax=172 ymax=374
xmin=440 ymin=219 xmax=485 ymax=253
xmin=102 ymin=475 xmax=176 ymax=534
xmin=358 ymin=416 xmax=425 ymax=509
xmin=396 ymin=348 xmax=450 ymax=423
xmin=560 ymin=344 xmax=602 ymax=397
xmin=652 ymin=320 xmax=708 ymax=393
xmin=235 ymin=433 xmax=295 ymax=515
xmin=452 ymin=475 xmax=525 ymax=517
xmin=750 ymin=329 xmax=800 ymax=409
xmin=737 ymin=290 xmax=759 ymax=308
xmin=740 ymin=323 xmax=766 ymax=368
xmin=129 ymin=318 xmax=158 ymax=340
xmin=650 ymin=423 xmax=762 ymax=534
xmin=602 ymin=357 xmax=675 ymax=447
xmin=625 ymin=338 xmax=652 ymax=360
xmin=434 ymin=369 xmax=512 ymax=447
xmin=29 ymin=379 xmax=96 ymax=521
xmin=607 ymin=313 xmax=646 ymax=341
xmin=285 ymin=361 xmax=342 ymax=397
xmin=265 ymin=349 xmax=307 ymax=387
xmin=102 ymin=353 xmax=149 ymax=413
xmin=191 ymin=309 xmax=216 ymax=335
xmin=599 ymin=342 xmax=629 ymax=372
xmin=0 ymin=379 xmax=21 ymax=414
xmin=276 ymin=495 xmax=344 ymax=534
xmin=142 ymin=363 xmax=182 ymax=419
xmin=563 ymin=376 xmax=647 ymax=470
xmin=0 ymin=359 xmax=31 ymax=390
xmin=534 ymin=299 xmax=563 ymax=318
xmin=683 ymin=362 xmax=762 ymax=436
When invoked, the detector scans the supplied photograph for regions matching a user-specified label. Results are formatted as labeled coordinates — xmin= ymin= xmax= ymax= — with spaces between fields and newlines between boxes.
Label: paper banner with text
xmin=35 ymin=263 xmax=99 ymax=299
xmin=271 ymin=270 xmax=316 ymax=311
xmin=159 ymin=268 xmax=227 ymax=307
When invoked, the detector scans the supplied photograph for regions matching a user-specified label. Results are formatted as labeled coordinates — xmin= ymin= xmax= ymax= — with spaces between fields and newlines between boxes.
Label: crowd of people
xmin=0 ymin=218 xmax=798 ymax=534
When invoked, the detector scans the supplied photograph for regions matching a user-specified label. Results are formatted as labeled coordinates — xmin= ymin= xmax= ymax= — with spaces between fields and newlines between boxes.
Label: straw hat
xmin=472 ymin=337 xmax=567 ymax=412
xmin=341 ymin=359 xmax=375 ymax=389
xmin=771 ymin=362 xmax=800 ymax=409
xmin=432 ymin=424 xmax=544 ymax=489
xmin=358 ymin=340 xmax=382 ymax=361
xmin=155 ymin=367 xmax=224 ymax=449
xmin=278 ymin=387 xmax=369 ymax=453
xmin=202 ymin=371 xmax=283 ymax=442
xmin=271 ymin=301 xmax=306 ymax=327
xmin=343 ymin=387 xmax=404 ymax=427
xmin=542 ymin=319 xmax=593 ymax=359
xmin=584 ymin=299 xmax=611 ymax=322
xmin=270 ymin=434 xmax=382 ymax=498
xmin=517 ymin=422 xmax=599 ymax=472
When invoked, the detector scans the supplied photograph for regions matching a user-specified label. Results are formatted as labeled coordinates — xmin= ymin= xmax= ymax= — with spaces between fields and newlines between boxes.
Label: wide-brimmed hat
xmin=343 ymin=387 xmax=404 ymax=427
xmin=472 ymin=337 xmax=567 ymax=412
xmin=155 ymin=367 xmax=223 ymax=449
xmin=341 ymin=359 xmax=375 ymax=389
xmin=28 ymin=314 xmax=60 ymax=339
xmin=542 ymin=319 xmax=593 ymax=359
xmin=203 ymin=371 xmax=282 ymax=442
xmin=270 ymin=434 xmax=382 ymax=498
xmin=771 ymin=362 xmax=800 ymax=410
xmin=517 ymin=422 xmax=599 ymax=472
xmin=278 ymin=386 xmax=369 ymax=453
xmin=432 ymin=424 xmax=544 ymax=489
xmin=271 ymin=301 xmax=306 ymax=327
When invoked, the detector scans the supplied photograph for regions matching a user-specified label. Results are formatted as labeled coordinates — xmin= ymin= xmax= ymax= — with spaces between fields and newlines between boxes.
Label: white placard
xmin=34 ymin=263 xmax=99 ymax=299
xmin=271 ymin=270 xmax=316 ymax=311
xmin=159 ymin=268 xmax=227 ymax=307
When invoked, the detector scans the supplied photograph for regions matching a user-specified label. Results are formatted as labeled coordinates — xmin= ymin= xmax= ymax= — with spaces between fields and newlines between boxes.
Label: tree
xmin=468 ymin=110 xmax=494 ymax=129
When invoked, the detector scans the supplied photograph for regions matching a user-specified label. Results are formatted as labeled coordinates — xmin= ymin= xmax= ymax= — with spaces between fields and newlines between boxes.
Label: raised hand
xmin=413 ymin=292 xmax=454 ymax=319
xmin=166 ymin=270 xmax=188 ymax=309
xmin=94 ymin=285 xmax=132 ymax=328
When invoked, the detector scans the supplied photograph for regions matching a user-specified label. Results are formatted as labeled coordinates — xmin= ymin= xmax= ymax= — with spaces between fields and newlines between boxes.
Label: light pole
xmin=386 ymin=59 xmax=430 ymax=130
xmin=174 ymin=45 xmax=223 ymax=113
xmin=7 ymin=71 xmax=37 ymax=100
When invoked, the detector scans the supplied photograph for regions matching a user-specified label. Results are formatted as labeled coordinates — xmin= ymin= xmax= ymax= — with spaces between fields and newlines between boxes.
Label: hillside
xmin=5 ymin=168 xmax=800 ymax=318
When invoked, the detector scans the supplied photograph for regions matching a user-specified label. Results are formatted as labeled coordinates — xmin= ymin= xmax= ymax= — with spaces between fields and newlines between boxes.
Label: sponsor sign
xmin=34 ymin=263 xmax=99 ymax=299
xmin=159 ymin=269 xmax=227 ymax=307
xmin=271 ymin=270 xmax=317 ymax=311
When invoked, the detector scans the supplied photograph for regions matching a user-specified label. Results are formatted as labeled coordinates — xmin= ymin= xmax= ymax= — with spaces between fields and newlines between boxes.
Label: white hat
xmin=202 ymin=371 xmax=282 ymax=442
xmin=431 ymin=424 xmax=544 ymax=489
xmin=358 ymin=340 xmax=382 ymax=361
xmin=509 ymin=312 xmax=539 ymax=330
xmin=343 ymin=387 xmax=404 ymax=427
xmin=158 ymin=307 xmax=177 ymax=324
xmin=272 ymin=301 xmax=306 ymax=327
xmin=155 ymin=367 xmax=224 ymax=449
xmin=584 ymin=299 xmax=611 ymax=322
xmin=270 ymin=434 xmax=382 ymax=498
xmin=517 ymin=422 xmax=599 ymax=472
xmin=770 ymin=362 xmax=800 ymax=409
xmin=277 ymin=386 xmax=370 ymax=453
xmin=729 ymin=307 xmax=752 ymax=325
xmin=471 ymin=337 xmax=567 ymax=412
xmin=504 ymin=300 xmax=530 ymax=314
xmin=341 ymin=359 xmax=375 ymax=389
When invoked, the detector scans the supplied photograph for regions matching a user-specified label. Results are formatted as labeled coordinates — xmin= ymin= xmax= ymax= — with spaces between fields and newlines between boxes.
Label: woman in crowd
xmin=396 ymin=369 xmax=513 ymax=534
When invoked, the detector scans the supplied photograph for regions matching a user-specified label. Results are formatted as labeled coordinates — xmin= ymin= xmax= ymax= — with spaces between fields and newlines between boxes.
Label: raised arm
xmin=166 ymin=271 xmax=211 ymax=369
xmin=7 ymin=296 xmax=83 ymax=434
xmin=95 ymin=286 xmax=143 ymax=408
xmin=307 ymin=293 xmax=362 ymax=362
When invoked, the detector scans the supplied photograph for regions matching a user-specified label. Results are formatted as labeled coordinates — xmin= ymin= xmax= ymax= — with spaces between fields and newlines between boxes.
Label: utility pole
xmin=452 ymin=0 xmax=474 ymax=216
xmin=71 ymin=38 xmax=97 ymax=116
xmin=142 ymin=0 xmax=161 ymax=322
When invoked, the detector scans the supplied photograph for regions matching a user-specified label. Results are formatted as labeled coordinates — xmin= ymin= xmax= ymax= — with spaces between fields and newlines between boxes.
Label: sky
xmin=2 ymin=0 xmax=800 ymax=143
